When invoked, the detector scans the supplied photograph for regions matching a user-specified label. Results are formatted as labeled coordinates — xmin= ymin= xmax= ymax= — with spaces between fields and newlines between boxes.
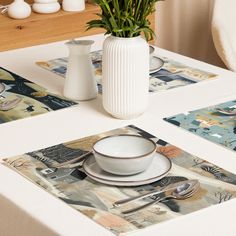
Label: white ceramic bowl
xmin=93 ymin=135 xmax=157 ymax=175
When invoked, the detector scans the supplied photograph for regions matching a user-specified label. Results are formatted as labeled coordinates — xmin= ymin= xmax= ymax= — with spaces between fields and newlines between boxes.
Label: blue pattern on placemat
xmin=164 ymin=100 xmax=236 ymax=152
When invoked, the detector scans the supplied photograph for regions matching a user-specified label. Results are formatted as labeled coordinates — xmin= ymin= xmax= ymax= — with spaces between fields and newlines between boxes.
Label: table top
xmin=0 ymin=34 xmax=236 ymax=236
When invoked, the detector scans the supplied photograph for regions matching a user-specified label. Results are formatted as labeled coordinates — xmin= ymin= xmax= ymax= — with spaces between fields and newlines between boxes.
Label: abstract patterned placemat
xmin=164 ymin=100 xmax=236 ymax=152
xmin=0 ymin=67 xmax=77 ymax=124
xmin=3 ymin=125 xmax=236 ymax=235
xmin=36 ymin=50 xmax=217 ymax=93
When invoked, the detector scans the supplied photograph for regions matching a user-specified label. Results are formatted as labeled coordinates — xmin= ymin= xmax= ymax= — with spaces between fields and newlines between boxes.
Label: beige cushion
xmin=212 ymin=0 xmax=236 ymax=71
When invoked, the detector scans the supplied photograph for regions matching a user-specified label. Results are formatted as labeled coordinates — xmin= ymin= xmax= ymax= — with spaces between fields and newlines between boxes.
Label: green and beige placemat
xmin=164 ymin=100 xmax=236 ymax=152
xmin=0 ymin=67 xmax=77 ymax=124
xmin=36 ymin=50 xmax=217 ymax=93
xmin=3 ymin=125 xmax=236 ymax=235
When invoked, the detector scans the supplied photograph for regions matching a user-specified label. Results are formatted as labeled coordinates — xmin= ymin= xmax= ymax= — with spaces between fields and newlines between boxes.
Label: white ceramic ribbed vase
xmin=102 ymin=35 xmax=149 ymax=119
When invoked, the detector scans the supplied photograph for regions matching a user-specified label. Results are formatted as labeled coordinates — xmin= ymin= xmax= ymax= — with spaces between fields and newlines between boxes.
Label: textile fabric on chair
xmin=156 ymin=0 xmax=225 ymax=68
xmin=212 ymin=0 xmax=236 ymax=71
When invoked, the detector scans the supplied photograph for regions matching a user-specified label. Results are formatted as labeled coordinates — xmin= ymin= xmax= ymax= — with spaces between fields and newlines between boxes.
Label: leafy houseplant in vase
xmin=87 ymin=0 xmax=161 ymax=119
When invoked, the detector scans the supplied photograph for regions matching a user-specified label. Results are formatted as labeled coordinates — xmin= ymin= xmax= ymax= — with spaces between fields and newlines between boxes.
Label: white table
xmin=0 ymin=34 xmax=236 ymax=236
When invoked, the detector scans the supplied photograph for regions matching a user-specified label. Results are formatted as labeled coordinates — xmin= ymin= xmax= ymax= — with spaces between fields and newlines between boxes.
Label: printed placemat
xmin=164 ymin=100 xmax=236 ymax=152
xmin=0 ymin=67 xmax=77 ymax=124
xmin=36 ymin=50 xmax=217 ymax=93
xmin=3 ymin=125 xmax=236 ymax=235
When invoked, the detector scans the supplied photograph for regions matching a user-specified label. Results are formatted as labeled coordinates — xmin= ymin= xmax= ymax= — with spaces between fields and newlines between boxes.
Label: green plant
xmin=87 ymin=0 xmax=163 ymax=41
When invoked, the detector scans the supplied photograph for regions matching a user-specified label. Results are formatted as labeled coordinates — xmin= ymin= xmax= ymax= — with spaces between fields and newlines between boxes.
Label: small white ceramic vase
xmin=62 ymin=0 xmax=85 ymax=12
xmin=102 ymin=35 xmax=149 ymax=119
xmin=8 ymin=0 xmax=31 ymax=19
xmin=32 ymin=0 xmax=60 ymax=14
xmin=63 ymin=40 xmax=98 ymax=101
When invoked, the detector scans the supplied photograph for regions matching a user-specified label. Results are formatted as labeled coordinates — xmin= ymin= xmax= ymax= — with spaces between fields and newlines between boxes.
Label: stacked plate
xmin=83 ymin=153 xmax=172 ymax=186
xmin=149 ymin=45 xmax=164 ymax=73
xmin=150 ymin=57 xmax=164 ymax=74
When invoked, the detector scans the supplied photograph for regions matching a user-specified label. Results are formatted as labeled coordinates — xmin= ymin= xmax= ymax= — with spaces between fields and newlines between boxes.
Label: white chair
xmin=212 ymin=0 xmax=236 ymax=72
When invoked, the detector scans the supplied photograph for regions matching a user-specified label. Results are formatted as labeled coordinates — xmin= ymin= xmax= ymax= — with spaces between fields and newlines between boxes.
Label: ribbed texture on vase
xmin=102 ymin=36 xmax=149 ymax=119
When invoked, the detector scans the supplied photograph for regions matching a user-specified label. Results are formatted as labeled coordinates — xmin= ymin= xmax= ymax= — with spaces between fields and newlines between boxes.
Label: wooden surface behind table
xmin=0 ymin=2 xmax=155 ymax=51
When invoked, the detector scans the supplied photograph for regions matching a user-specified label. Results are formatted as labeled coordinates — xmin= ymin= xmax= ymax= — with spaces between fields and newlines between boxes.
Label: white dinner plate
xmin=149 ymin=56 xmax=165 ymax=74
xmin=216 ymin=108 xmax=236 ymax=116
xmin=83 ymin=153 xmax=172 ymax=186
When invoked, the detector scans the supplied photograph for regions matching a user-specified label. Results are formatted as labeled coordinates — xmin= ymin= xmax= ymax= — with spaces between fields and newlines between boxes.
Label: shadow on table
xmin=81 ymin=95 xmax=111 ymax=118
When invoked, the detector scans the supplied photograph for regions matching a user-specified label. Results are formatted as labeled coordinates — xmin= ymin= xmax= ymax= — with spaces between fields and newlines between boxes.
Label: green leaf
xmin=87 ymin=0 xmax=164 ymax=39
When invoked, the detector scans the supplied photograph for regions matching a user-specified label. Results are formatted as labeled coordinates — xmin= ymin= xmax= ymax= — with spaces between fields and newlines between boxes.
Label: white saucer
xmin=216 ymin=108 xmax=236 ymax=116
xmin=83 ymin=153 xmax=172 ymax=186
xmin=0 ymin=83 xmax=5 ymax=95
xmin=150 ymin=56 xmax=164 ymax=74
xmin=92 ymin=56 xmax=164 ymax=75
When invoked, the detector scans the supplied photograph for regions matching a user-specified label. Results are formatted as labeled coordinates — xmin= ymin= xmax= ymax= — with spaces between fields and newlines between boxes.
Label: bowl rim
xmin=92 ymin=134 xmax=157 ymax=159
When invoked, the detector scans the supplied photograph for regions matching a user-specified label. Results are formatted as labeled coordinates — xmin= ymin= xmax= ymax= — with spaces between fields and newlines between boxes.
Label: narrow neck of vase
xmin=66 ymin=40 xmax=94 ymax=55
